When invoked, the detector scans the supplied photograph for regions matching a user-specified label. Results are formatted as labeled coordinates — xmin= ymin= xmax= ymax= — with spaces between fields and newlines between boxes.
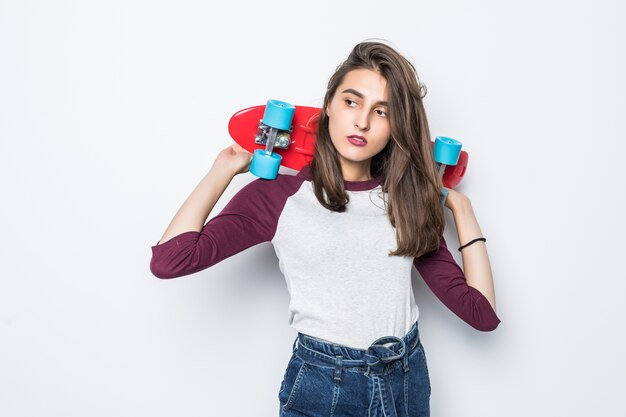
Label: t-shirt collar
xmin=298 ymin=164 xmax=382 ymax=191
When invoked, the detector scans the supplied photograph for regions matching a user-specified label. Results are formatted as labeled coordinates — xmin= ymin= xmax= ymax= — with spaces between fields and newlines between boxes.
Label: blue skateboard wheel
xmin=250 ymin=149 xmax=282 ymax=180
xmin=433 ymin=136 xmax=462 ymax=166
xmin=262 ymin=99 xmax=295 ymax=131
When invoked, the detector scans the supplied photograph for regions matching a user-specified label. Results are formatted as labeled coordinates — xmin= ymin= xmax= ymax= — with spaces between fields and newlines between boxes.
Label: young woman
xmin=151 ymin=41 xmax=500 ymax=417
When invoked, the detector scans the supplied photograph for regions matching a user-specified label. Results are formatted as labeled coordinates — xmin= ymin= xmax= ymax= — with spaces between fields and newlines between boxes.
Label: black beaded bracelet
xmin=458 ymin=237 xmax=486 ymax=252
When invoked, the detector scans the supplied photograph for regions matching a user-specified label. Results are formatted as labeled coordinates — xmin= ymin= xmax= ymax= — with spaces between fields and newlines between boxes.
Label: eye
xmin=375 ymin=109 xmax=388 ymax=117
xmin=344 ymin=99 xmax=357 ymax=107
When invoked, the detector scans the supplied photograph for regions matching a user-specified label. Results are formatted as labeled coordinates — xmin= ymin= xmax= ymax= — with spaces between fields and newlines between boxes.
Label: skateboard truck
xmin=433 ymin=136 xmax=463 ymax=206
xmin=249 ymin=99 xmax=296 ymax=180
xmin=254 ymin=122 xmax=293 ymax=149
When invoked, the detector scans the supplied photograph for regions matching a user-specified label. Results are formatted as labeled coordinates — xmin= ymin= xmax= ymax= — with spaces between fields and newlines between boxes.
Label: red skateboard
xmin=228 ymin=100 xmax=468 ymax=192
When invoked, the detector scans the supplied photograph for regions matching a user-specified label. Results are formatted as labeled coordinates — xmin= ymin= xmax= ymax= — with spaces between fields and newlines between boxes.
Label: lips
xmin=347 ymin=135 xmax=367 ymax=145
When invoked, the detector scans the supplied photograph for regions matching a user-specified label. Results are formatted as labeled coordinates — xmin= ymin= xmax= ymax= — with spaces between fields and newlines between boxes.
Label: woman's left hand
xmin=443 ymin=187 xmax=471 ymax=211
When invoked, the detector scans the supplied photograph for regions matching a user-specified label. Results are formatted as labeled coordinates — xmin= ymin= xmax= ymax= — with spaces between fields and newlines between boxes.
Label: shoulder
xmin=238 ymin=170 xmax=306 ymax=197
xmin=224 ymin=170 xmax=307 ymax=212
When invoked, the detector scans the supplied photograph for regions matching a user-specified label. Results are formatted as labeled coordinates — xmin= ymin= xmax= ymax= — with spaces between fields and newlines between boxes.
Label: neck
xmin=340 ymin=159 xmax=372 ymax=182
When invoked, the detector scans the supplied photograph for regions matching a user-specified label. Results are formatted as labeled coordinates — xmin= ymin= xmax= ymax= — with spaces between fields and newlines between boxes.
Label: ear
xmin=325 ymin=107 xmax=329 ymax=117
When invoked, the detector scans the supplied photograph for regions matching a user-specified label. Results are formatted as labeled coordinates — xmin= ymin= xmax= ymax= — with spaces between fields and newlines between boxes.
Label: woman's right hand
xmin=214 ymin=143 xmax=253 ymax=176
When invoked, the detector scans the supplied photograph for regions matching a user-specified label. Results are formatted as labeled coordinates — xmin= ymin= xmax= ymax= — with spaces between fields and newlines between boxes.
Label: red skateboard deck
xmin=228 ymin=104 xmax=468 ymax=188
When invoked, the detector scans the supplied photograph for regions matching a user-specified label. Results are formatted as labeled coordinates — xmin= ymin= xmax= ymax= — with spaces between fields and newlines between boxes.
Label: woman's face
xmin=326 ymin=68 xmax=391 ymax=178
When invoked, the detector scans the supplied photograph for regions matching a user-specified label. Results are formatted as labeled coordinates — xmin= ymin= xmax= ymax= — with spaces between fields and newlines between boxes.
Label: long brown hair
xmin=310 ymin=40 xmax=445 ymax=259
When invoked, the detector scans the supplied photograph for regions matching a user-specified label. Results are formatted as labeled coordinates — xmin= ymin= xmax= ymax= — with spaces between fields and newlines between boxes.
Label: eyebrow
xmin=341 ymin=88 xmax=388 ymax=106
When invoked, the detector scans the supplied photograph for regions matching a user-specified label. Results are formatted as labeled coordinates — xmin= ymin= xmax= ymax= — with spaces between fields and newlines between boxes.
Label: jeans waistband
xmin=293 ymin=321 xmax=420 ymax=380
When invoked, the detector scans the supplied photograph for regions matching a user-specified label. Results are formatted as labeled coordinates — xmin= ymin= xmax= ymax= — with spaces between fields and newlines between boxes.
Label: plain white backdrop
xmin=1 ymin=0 xmax=624 ymax=416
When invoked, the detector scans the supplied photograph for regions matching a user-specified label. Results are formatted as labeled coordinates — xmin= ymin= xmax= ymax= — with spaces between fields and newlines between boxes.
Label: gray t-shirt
xmin=150 ymin=165 xmax=500 ymax=349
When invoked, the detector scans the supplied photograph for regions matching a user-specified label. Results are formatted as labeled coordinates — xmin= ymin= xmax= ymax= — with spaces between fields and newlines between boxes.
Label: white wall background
xmin=1 ymin=0 xmax=624 ymax=416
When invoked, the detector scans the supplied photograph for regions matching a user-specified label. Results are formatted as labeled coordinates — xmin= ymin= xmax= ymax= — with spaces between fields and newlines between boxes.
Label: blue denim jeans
xmin=278 ymin=320 xmax=431 ymax=417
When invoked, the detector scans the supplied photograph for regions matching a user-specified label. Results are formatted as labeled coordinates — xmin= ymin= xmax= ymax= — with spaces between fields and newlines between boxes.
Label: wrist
xmin=449 ymin=193 xmax=472 ymax=214
xmin=211 ymin=159 xmax=239 ymax=179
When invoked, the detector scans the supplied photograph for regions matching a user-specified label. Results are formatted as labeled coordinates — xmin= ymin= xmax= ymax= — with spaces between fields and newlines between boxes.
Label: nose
xmin=354 ymin=109 xmax=370 ymax=131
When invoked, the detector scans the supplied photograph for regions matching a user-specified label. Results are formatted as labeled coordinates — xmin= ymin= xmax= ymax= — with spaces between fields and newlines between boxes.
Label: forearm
xmin=157 ymin=161 xmax=237 ymax=245
xmin=451 ymin=200 xmax=497 ymax=312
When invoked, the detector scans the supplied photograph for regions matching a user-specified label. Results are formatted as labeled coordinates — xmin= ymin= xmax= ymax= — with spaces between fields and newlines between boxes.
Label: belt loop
xmin=332 ymin=344 xmax=343 ymax=382
xmin=292 ymin=335 xmax=298 ymax=353
xmin=403 ymin=335 xmax=410 ymax=373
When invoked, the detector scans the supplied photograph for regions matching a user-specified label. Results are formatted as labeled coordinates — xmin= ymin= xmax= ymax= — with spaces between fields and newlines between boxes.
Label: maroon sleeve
xmin=150 ymin=178 xmax=278 ymax=279
xmin=413 ymin=235 xmax=501 ymax=331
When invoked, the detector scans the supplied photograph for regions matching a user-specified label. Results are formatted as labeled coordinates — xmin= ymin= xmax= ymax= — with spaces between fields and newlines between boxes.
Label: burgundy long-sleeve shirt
xmin=151 ymin=165 xmax=500 ymax=349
